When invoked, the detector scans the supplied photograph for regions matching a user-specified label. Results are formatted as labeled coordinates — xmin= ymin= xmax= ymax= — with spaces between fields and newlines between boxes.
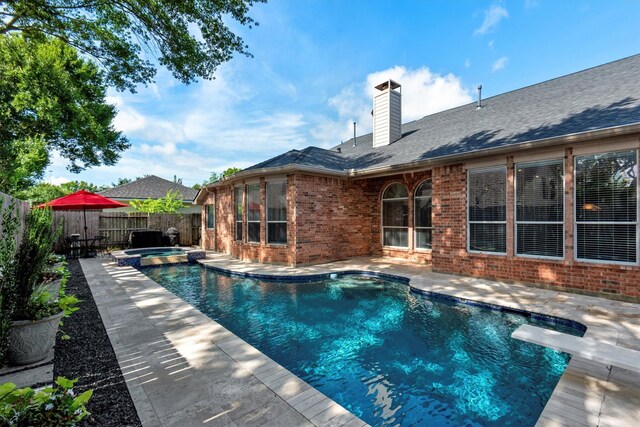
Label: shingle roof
xmin=100 ymin=175 xmax=198 ymax=202
xmin=245 ymin=55 xmax=640 ymax=175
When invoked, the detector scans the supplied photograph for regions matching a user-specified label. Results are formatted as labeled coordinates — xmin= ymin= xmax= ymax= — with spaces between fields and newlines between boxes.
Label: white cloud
xmin=492 ymin=56 xmax=509 ymax=72
xmin=488 ymin=40 xmax=495 ymax=49
xmin=464 ymin=58 xmax=471 ymax=68
xmin=314 ymin=66 xmax=472 ymax=146
xmin=50 ymin=176 xmax=70 ymax=185
xmin=475 ymin=3 xmax=509 ymax=35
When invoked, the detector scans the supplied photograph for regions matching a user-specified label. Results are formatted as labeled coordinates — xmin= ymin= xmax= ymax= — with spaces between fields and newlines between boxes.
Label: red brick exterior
xmin=201 ymin=136 xmax=640 ymax=300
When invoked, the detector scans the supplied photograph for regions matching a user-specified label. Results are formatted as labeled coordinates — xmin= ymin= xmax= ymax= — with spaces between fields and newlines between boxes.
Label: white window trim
xmin=414 ymin=180 xmax=432 ymax=251
xmin=514 ymin=159 xmax=565 ymax=261
xmin=246 ymin=183 xmax=261 ymax=243
xmin=234 ymin=186 xmax=243 ymax=242
xmin=467 ymin=166 xmax=508 ymax=255
xmin=573 ymin=149 xmax=639 ymax=266
xmin=381 ymin=183 xmax=409 ymax=249
xmin=266 ymin=180 xmax=287 ymax=245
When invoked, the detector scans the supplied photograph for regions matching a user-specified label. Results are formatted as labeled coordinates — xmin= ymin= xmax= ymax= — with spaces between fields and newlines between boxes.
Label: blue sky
xmin=48 ymin=0 xmax=640 ymax=187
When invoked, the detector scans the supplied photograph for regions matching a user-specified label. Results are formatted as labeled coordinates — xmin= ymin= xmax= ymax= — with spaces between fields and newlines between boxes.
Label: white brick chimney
xmin=372 ymin=79 xmax=402 ymax=148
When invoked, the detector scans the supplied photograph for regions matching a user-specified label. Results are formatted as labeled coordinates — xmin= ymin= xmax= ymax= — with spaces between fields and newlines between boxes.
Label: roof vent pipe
xmin=353 ymin=121 xmax=357 ymax=147
xmin=476 ymin=85 xmax=483 ymax=109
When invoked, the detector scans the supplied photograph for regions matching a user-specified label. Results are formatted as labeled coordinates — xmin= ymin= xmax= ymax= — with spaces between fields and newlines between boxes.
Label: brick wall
xmin=200 ymin=177 xmax=294 ymax=265
xmin=430 ymin=155 xmax=640 ymax=300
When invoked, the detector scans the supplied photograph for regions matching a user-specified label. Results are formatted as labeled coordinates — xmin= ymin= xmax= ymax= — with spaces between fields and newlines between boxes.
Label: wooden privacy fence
xmin=0 ymin=191 xmax=29 ymax=246
xmin=52 ymin=211 xmax=201 ymax=252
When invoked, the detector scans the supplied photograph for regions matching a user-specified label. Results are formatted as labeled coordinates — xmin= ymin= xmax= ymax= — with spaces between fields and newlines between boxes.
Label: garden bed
xmin=53 ymin=259 xmax=141 ymax=426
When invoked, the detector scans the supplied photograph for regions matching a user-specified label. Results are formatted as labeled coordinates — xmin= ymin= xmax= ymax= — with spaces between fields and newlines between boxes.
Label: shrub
xmin=0 ymin=198 xmax=20 ymax=365
xmin=0 ymin=377 xmax=92 ymax=426
xmin=12 ymin=208 xmax=61 ymax=321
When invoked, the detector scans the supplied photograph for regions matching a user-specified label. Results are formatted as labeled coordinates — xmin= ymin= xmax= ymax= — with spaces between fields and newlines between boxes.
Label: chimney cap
xmin=374 ymin=79 xmax=401 ymax=91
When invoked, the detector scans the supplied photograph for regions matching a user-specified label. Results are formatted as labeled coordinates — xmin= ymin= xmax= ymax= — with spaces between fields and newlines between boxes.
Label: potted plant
xmin=0 ymin=377 xmax=92 ymax=426
xmin=0 ymin=206 xmax=78 ymax=366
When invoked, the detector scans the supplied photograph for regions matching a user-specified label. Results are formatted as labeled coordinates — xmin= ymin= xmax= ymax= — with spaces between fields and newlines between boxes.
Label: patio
xmin=81 ymin=253 xmax=640 ymax=426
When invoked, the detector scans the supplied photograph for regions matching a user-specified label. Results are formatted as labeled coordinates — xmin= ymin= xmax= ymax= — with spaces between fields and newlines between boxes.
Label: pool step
xmin=512 ymin=325 xmax=640 ymax=373
xmin=140 ymin=254 xmax=188 ymax=266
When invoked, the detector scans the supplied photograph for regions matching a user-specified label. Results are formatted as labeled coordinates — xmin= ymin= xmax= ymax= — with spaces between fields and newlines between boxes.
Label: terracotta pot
xmin=7 ymin=311 xmax=64 ymax=365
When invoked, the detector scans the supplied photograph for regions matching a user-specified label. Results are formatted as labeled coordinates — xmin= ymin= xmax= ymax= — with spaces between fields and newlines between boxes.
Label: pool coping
xmin=80 ymin=258 xmax=368 ymax=427
xmin=81 ymin=253 xmax=640 ymax=427
xmin=196 ymin=253 xmax=640 ymax=427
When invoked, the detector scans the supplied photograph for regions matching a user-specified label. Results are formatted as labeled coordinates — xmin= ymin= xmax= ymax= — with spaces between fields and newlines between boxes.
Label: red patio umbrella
xmin=38 ymin=189 xmax=128 ymax=240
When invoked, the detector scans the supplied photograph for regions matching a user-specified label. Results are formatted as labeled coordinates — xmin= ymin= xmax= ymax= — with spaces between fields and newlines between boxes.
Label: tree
xmin=197 ymin=167 xmax=242 ymax=188
xmin=221 ymin=167 xmax=242 ymax=178
xmin=111 ymin=177 xmax=134 ymax=187
xmin=15 ymin=180 xmax=108 ymax=203
xmin=129 ymin=190 xmax=184 ymax=214
xmin=0 ymin=0 xmax=265 ymax=92
xmin=0 ymin=34 xmax=128 ymax=193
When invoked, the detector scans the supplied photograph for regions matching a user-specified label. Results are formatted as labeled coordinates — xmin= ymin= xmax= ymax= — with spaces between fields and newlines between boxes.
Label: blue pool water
xmin=142 ymin=264 xmax=584 ymax=426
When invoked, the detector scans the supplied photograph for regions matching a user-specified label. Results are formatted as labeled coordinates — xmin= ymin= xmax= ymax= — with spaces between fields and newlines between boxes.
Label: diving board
xmin=512 ymin=324 xmax=640 ymax=374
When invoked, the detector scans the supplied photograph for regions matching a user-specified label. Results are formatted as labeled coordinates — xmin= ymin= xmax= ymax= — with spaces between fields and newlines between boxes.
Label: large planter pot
xmin=43 ymin=278 xmax=62 ymax=296
xmin=7 ymin=311 xmax=64 ymax=366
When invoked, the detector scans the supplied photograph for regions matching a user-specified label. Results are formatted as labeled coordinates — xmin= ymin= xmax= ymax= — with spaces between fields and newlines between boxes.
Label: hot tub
xmin=112 ymin=247 xmax=206 ymax=267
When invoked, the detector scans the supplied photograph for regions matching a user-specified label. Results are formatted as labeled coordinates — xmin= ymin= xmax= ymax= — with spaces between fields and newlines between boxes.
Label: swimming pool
xmin=143 ymin=264 xmax=585 ymax=426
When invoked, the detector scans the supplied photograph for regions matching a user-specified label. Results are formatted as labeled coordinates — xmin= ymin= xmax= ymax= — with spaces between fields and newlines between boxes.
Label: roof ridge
xmin=336 ymin=54 xmax=640 ymax=147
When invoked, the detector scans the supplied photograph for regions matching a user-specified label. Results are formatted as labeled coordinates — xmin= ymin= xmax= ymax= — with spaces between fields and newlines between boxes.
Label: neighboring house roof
xmin=100 ymin=175 xmax=198 ymax=202
xmin=245 ymin=54 xmax=640 ymax=176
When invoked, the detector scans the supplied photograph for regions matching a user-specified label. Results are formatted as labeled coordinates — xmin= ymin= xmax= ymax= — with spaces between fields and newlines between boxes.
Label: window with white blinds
xmin=515 ymin=160 xmax=564 ymax=258
xmin=266 ymin=181 xmax=287 ymax=244
xmin=575 ymin=150 xmax=638 ymax=264
xmin=382 ymin=183 xmax=409 ymax=247
xmin=414 ymin=180 xmax=432 ymax=249
xmin=234 ymin=186 xmax=243 ymax=241
xmin=468 ymin=167 xmax=507 ymax=253
xmin=246 ymin=183 xmax=260 ymax=243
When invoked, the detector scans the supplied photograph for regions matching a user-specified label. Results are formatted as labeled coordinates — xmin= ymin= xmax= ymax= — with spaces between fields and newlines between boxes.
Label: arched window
xmin=414 ymin=180 xmax=432 ymax=249
xmin=382 ymin=183 xmax=408 ymax=247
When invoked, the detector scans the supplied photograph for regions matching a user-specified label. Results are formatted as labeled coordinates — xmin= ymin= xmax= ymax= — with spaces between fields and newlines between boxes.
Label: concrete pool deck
xmin=81 ymin=253 xmax=640 ymax=426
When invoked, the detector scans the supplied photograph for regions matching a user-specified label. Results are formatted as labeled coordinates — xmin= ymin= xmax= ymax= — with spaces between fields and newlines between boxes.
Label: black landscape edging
xmin=54 ymin=259 xmax=142 ymax=427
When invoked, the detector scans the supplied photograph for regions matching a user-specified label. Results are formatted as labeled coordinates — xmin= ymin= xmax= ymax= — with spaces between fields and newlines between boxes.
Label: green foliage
xmin=112 ymin=177 xmax=133 ymax=187
xmin=0 ymin=34 xmax=129 ymax=193
xmin=0 ymin=0 xmax=265 ymax=92
xmin=199 ymin=167 xmax=243 ymax=187
xmin=0 ymin=377 xmax=92 ymax=426
xmin=16 ymin=181 xmax=109 ymax=204
xmin=129 ymin=190 xmax=185 ymax=214
xmin=0 ymin=198 xmax=20 ymax=365
xmin=11 ymin=207 xmax=61 ymax=321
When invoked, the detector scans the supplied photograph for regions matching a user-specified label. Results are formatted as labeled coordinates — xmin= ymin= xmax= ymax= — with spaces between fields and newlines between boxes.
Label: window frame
xmin=414 ymin=179 xmax=432 ymax=251
xmin=246 ymin=183 xmax=261 ymax=244
xmin=266 ymin=179 xmax=287 ymax=245
xmin=381 ymin=182 xmax=409 ymax=249
xmin=467 ymin=165 xmax=508 ymax=255
xmin=573 ymin=149 xmax=639 ymax=266
xmin=514 ymin=159 xmax=565 ymax=260
xmin=234 ymin=185 xmax=243 ymax=242
xmin=205 ymin=203 xmax=215 ymax=230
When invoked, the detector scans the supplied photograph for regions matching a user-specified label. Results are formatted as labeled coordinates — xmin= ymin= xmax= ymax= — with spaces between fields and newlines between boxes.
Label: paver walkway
xmin=83 ymin=253 xmax=640 ymax=427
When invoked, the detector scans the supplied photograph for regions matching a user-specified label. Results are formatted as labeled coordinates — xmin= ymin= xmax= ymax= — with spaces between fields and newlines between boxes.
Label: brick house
xmin=195 ymin=55 xmax=640 ymax=300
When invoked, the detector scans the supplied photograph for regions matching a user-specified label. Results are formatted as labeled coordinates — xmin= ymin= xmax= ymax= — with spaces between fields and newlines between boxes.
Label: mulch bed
xmin=54 ymin=259 xmax=142 ymax=427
